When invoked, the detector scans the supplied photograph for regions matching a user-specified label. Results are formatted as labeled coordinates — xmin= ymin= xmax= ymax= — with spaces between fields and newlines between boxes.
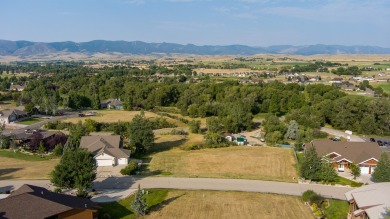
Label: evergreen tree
xmin=317 ymin=162 xmax=338 ymax=182
xmin=50 ymin=148 xmax=96 ymax=197
xmin=349 ymin=163 xmax=361 ymax=180
xmin=285 ymin=120 xmax=299 ymax=140
xmin=300 ymin=146 xmax=322 ymax=180
xmin=131 ymin=185 xmax=148 ymax=216
xmin=38 ymin=141 xmax=46 ymax=157
xmin=128 ymin=113 xmax=154 ymax=152
xmin=372 ymin=152 xmax=390 ymax=182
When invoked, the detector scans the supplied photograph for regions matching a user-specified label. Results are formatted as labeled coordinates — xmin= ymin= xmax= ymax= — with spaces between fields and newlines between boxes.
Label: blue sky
xmin=1 ymin=0 xmax=389 ymax=47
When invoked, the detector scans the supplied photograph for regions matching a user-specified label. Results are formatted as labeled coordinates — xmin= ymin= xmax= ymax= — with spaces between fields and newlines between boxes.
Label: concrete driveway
xmin=97 ymin=165 xmax=126 ymax=178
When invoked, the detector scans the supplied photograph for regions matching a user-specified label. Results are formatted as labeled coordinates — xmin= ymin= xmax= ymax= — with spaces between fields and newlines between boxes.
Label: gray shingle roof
xmin=0 ymin=184 xmax=98 ymax=219
xmin=79 ymin=135 xmax=130 ymax=158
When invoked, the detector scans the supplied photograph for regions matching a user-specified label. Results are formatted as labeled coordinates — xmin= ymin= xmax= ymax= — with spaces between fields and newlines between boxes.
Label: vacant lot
xmin=147 ymin=190 xmax=312 ymax=219
xmin=62 ymin=110 xmax=179 ymax=125
xmin=148 ymin=144 xmax=298 ymax=182
xmin=375 ymin=83 xmax=390 ymax=93
xmin=0 ymin=156 xmax=59 ymax=180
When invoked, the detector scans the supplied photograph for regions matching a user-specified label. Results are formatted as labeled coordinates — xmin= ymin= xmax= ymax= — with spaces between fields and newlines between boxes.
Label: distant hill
xmin=0 ymin=40 xmax=390 ymax=56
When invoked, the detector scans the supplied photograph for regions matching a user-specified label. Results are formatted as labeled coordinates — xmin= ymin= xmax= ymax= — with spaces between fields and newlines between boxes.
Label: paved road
xmin=2 ymin=112 xmax=79 ymax=136
xmin=320 ymin=127 xmax=365 ymax=142
xmin=0 ymin=177 xmax=353 ymax=201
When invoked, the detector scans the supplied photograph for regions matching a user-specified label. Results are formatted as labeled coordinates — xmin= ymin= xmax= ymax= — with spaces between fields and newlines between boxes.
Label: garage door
xmin=360 ymin=166 xmax=370 ymax=174
xmin=96 ymin=159 xmax=113 ymax=166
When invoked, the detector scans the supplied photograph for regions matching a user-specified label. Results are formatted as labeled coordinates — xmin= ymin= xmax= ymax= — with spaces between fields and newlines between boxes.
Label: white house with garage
xmin=304 ymin=140 xmax=382 ymax=175
xmin=79 ymin=135 xmax=131 ymax=166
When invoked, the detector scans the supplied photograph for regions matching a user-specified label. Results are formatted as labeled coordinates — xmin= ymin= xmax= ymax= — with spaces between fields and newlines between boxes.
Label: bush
xmin=302 ymin=190 xmax=316 ymax=202
xmin=302 ymin=190 xmax=324 ymax=206
xmin=120 ymin=161 xmax=139 ymax=176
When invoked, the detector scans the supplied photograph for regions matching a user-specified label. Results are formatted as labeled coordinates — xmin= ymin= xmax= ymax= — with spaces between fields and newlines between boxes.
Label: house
xmin=9 ymin=83 xmax=26 ymax=92
xmin=303 ymin=140 xmax=382 ymax=174
xmin=0 ymin=109 xmax=28 ymax=124
xmin=100 ymin=99 xmax=123 ymax=110
xmin=14 ymin=129 xmax=64 ymax=150
xmin=345 ymin=183 xmax=390 ymax=219
xmin=0 ymin=184 xmax=98 ymax=219
xmin=340 ymin=83 xmax=358 ymax=91
xmin=330 ymin=77 xmax=343 ymax=84
xmin=79 ymin=135 xmax=131 ymax=166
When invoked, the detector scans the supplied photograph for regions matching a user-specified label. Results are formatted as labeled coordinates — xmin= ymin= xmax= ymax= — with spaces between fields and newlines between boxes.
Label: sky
xmin=1 ymin=0 xmax=390 ymax=47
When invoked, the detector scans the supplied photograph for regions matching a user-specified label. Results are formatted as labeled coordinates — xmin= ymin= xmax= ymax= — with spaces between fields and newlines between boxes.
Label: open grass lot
xmin=148 ymin=142 xmax=298 ymax=182
xmin=0 ymin=100 xmax=17 ymax=110
xmin=16 ymin=118 xmax=43 ymax=125
xmin=62 ymin=110 xmax=180 ymax=125
xmin=100 ymin=190 xmax=312 ymax=219
xmin=375 ymin=83 xmax=390 ymax=93
xmin=0 ymin=156 xmax=59 ymax=179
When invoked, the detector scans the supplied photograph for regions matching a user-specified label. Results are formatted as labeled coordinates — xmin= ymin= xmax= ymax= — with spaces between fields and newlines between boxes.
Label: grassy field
xmin=100 ymin=190 xmax=312 ymax=219
xmin=322 ymin=199 xmax=349 ymax=219
xmin=62 ymin=110 xmax=180 ymax=125
xmin=148 ymin=190 xmax=312 ymax=219
xmin=0 ymin=156 xmax=59 ymax=179
xmin=0 ymin=100 xmax=17 ymax=110
xmin=375 ymin=83 xmax=390 ymax=93
xmin=148 ymin=140 xmax=298 ymax=182
xmin=16 ymin=118 xmax=43 ymax=125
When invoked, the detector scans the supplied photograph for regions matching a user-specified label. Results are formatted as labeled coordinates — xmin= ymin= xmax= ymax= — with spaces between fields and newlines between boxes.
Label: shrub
xmin=120 ymin=161 xmax=139 ymax=176
xmin=310 ymin=194 xmax=324 ymax=206
xmin=302 ymin=190 xmax=316 ymax=202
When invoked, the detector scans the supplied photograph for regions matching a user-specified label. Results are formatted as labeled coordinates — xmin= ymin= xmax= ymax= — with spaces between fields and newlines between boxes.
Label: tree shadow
xmin=151 ymin=138 xmax=188 ymax=153
xmin=149 ymin=192 xmax=186 ymax=213
xmin=0 ymin=168 xmax=23 ymax=180
xmin=98 ymin=200 xmax=133 ymax=219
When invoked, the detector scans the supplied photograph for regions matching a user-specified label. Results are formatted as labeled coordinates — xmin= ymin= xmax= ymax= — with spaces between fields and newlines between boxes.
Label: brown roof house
xmin=79 ymin=135 xmax=131 ymax=166
xmin=304 ymin=140 xmax=382 ymax=174
xmin=0 ymin=184 xmax=98 ymax=219
xmin=345 ymin=183 xmax=390 ymax=219
xmin=0 ymin=110 xmax=28 ymax=124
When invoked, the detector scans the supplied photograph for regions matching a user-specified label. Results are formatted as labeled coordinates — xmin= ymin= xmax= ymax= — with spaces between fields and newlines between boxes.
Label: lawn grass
xmin=0 ymin=150 xmax=56 ymax=161
xmin=16 ymin=118 xmax=43 ymax=125
xmin=335 ymin=176 xmax=363 ymax=187
xmin=146 ymin=190 xmax=313 ymax=219
xmin=99 ymin=189 xmax=169 ymax=219
xmin=0 ymin=155 xmax=59 ymax=179
xmin=322 ymin=199 xmax=349 ymax=219
xmin=148 ymin=142 xmax=298 ymax=182
xmin=375 ymin=82 xmax=390 ymax=93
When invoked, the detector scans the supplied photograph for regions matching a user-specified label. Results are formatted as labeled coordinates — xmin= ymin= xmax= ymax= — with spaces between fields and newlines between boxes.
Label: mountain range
xmin=1 ymin=40 xmax=390 ymax=56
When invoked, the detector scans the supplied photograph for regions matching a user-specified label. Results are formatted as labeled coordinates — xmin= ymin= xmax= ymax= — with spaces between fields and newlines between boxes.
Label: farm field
xmin=146 ymin=190 xmax=312 ymax=219
xmin=0 ymin=156 xmax=59 ymax=180
xmin=148 ymin=142 xmax=298 ymax=182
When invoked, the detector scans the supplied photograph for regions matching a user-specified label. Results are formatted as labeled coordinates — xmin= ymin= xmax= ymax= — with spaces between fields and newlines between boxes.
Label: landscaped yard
xmin=322 ymin=199 xmax=349 ymax=219
xmin=148 ymin=138 xmax=298 ymax=182
xmin=16 ymin=118 xmax=43 ymax=125
xmin=100 ymin=190 xmax=313 ymax=219
xmin=0 ymin=156 xmax=59 ymax=179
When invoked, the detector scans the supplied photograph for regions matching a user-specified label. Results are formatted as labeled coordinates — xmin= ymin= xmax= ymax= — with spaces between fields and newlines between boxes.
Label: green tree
xmin=53 ymin=144 xmax=64 ymax=156
xmin=317 ymin=162 xmax=338 ymax=183
xmin=131 ymin=185 xmax=148 ymax=216
xmin=349 ymin=163 xmax=361 ymax=180
xmin=285 ymin=120 xmax=299 ymax=140
xmin=128 ymin=113 xmax=154 ymax=152
xmin=265 ymin=131 xmax=283 ymax=146
xmin=50 ymin=148 xmax=96 ymax=197
xmin=120 ymin=160 xmax=138 ymax=176
xmin=69 ymin=121 xmax=89 ymax=144
xmin=38 ymin=141 xmax=45 ymax=157
xmin=300 ymin=146 xmax=322 ymax=180
xmin=188 ymin=120 xmax=201 ymax=133
xmin=372 ymin=152 xmax=390 ymax=182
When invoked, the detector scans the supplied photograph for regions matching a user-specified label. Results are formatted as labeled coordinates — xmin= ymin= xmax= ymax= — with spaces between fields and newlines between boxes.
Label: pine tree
xmin=131 ymin=185 xmax=148 ymax=216
xmin=349 ymin=163 xmax=361 ymax=180
xmin=285 ymin=120 xmax=299 ymax=140
xmin=372 ymin=152 xmax=390 ymax=182
xmin=300 ymin=146 xmax=322 ymax=180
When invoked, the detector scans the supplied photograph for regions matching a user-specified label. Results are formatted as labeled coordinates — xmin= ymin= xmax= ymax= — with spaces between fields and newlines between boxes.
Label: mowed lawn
xmin=149 ymin=142 xmax=298 ymax=182
xmin=375 ymin=82 xmax=390 ymax=93
xmin=62 ymin=110 xmax=181 ymax=126
xmin=0 ymin=156 xmax=59 ymax=180
xmin=146 ymin=190 xmax=312 ymax=219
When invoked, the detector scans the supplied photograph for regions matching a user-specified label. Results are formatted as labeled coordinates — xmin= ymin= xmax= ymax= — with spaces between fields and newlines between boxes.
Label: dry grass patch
xmin=149 ymin=146 xmax=298 ymax=182
xmin=0 ymin=157 xmax=59 ymax=180
xmin=146 ymin=190 xmax=312 ymax=219
xmin=62 ymin=110 xmax=176 ymax=124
